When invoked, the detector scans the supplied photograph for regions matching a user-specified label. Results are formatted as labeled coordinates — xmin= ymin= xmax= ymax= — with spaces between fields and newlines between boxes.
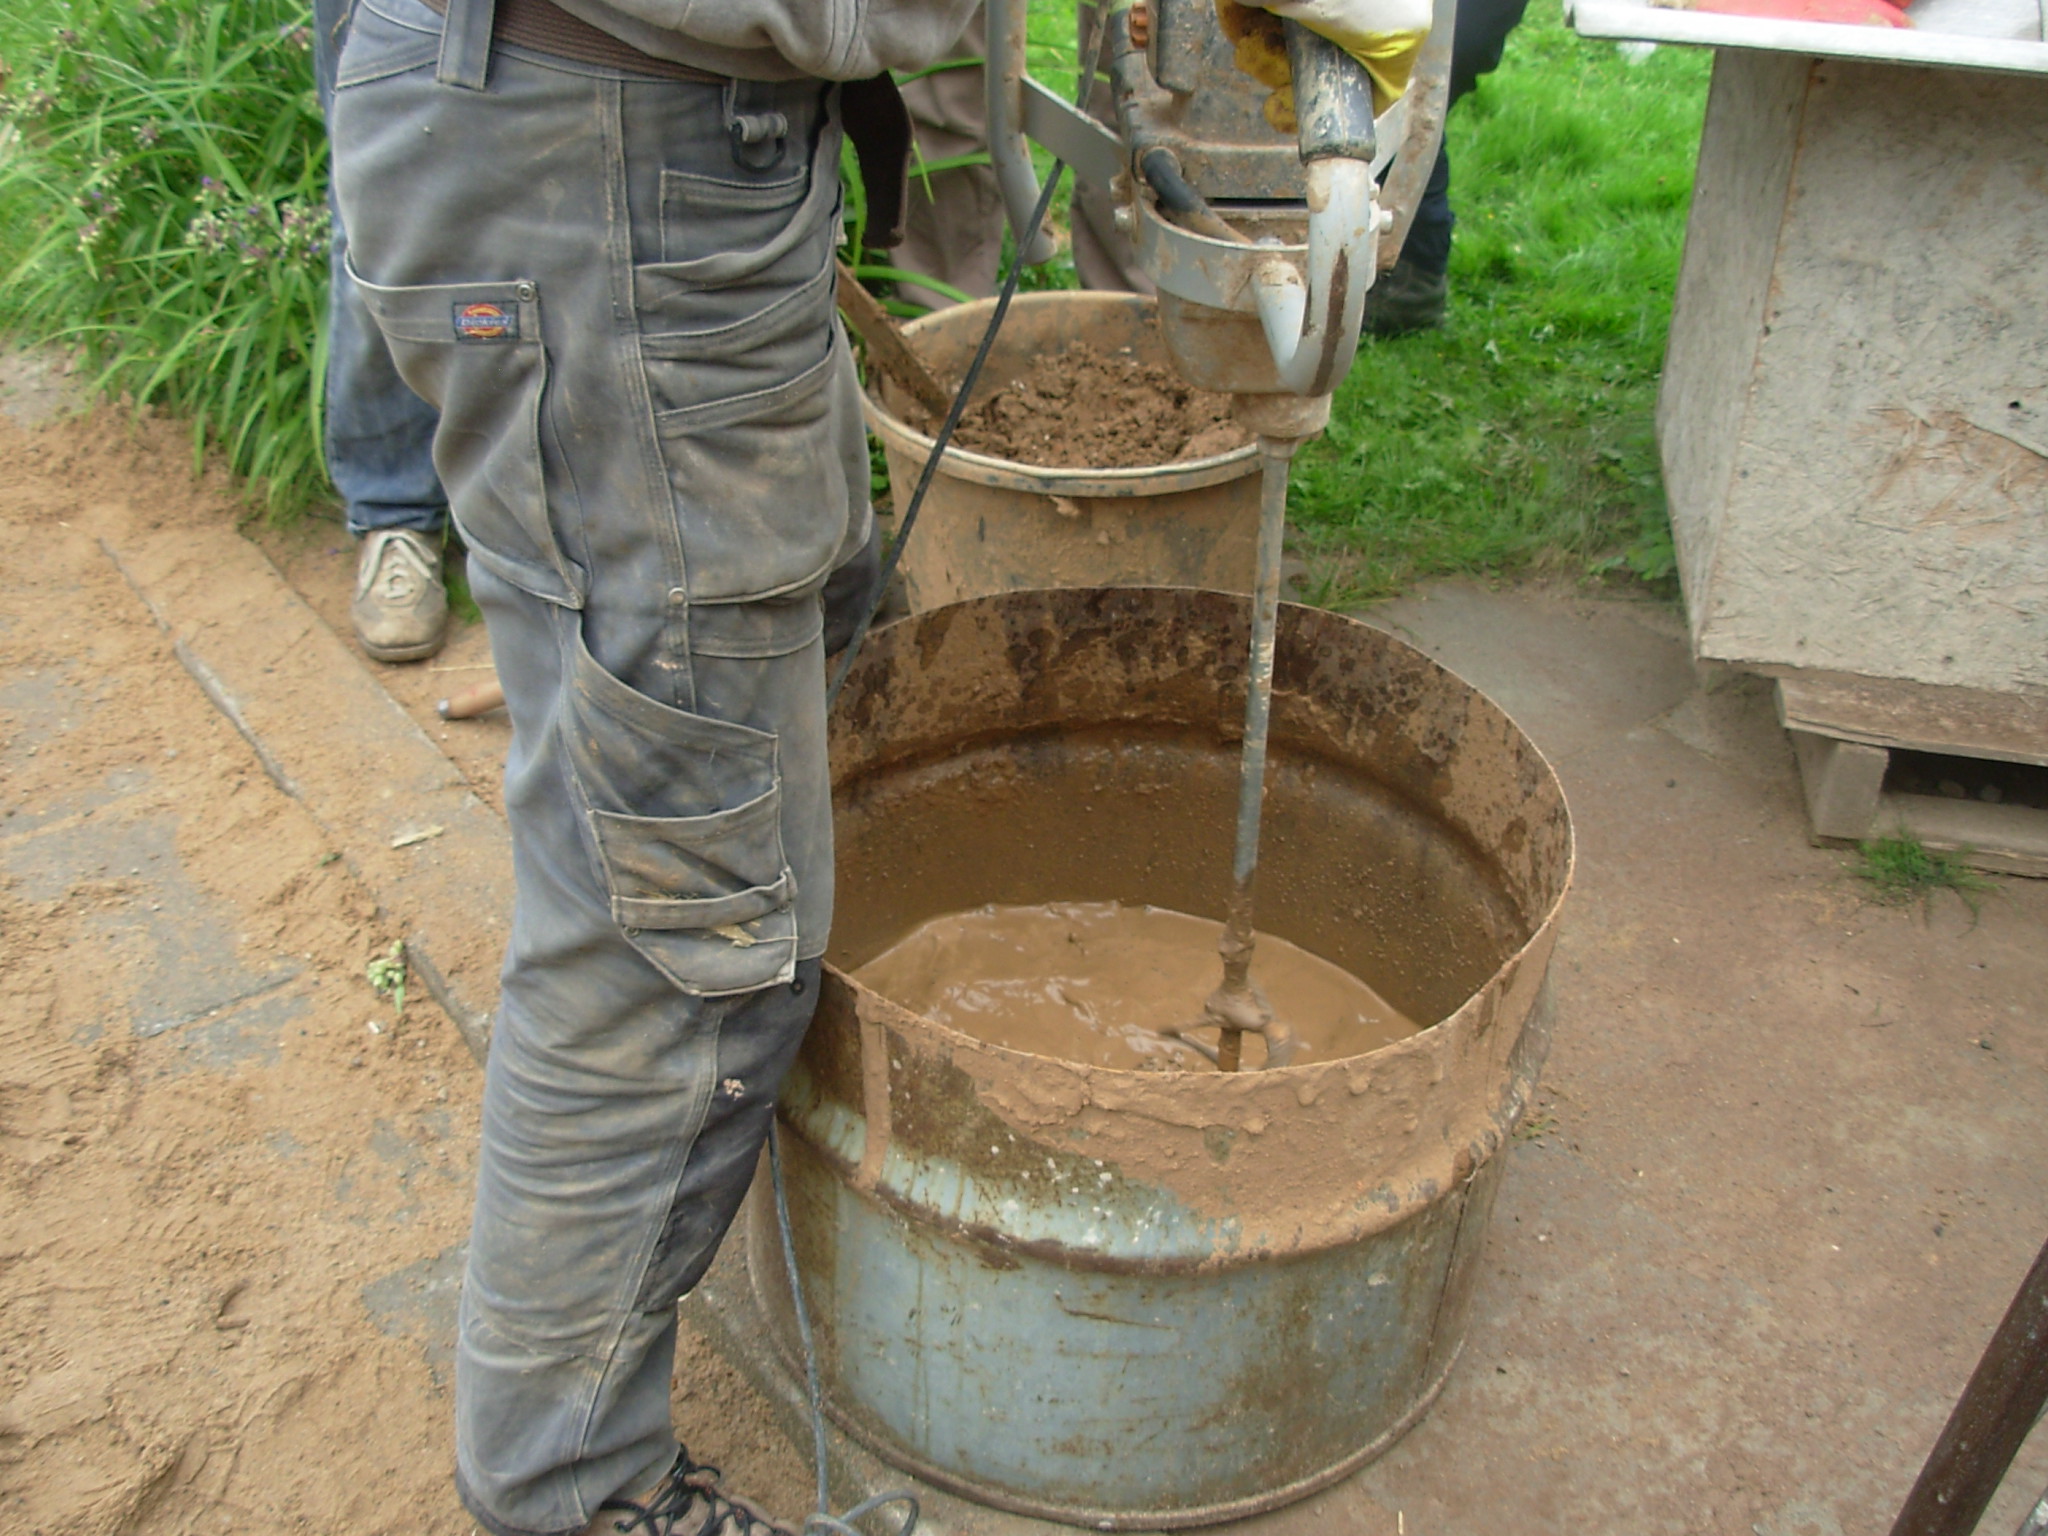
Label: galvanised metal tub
xmin=749 ymin=587 xmax=1572 ymax=1528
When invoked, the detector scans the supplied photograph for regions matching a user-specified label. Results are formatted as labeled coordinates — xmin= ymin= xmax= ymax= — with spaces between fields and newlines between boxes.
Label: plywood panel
xmin=1661 ymin=59 xmax=2048 ymax=696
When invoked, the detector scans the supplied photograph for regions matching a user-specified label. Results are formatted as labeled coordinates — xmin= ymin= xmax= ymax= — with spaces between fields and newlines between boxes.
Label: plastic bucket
xmin=862 ymin=293 xmax=1263 ymax=608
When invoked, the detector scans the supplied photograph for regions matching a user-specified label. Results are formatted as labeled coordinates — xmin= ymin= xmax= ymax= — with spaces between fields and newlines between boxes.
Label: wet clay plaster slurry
xmin=750 ymin=587 xmax=1574 ymax=1523
xmin=813 ymin=587 xmax=1569 ymax=1253
xmin=854 ymin=900 xmax=1418 ymax=1070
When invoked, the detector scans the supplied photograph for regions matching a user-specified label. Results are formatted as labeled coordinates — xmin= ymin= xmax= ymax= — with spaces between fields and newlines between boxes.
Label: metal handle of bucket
xmin=987 ymin=0 xmax=1059 ymax=267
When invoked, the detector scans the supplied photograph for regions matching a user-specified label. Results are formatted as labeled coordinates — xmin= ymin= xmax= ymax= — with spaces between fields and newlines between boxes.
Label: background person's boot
xmin=350 ymin=528 xmax=448 ymax=662
xmin=1363 ymin=253 xmax=1450 ymax=336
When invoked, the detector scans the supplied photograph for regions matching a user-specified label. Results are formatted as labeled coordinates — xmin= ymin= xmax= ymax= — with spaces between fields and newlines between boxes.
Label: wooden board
xmin=1568 ymin=0 xmax=2048 ymax=76
xmin=1776 ymin=671 xmax=2048 ymax=767
xmin=1657 ymin=55 xmax=2048 ymax=698
xmin=1784 ymin=685 xmax=2048 ymax=875
xmin=1877 ymin=791 xmax=2048 ymax=877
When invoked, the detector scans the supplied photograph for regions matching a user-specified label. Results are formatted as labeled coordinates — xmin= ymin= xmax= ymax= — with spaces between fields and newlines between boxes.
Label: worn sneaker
xmin=351 ymin=528 xmax=449 ymax=663
xmin=582 ymin=1452 xmax=800 ymax=1536
xmin=1362 ymin=255 xmax=1449 ymax=337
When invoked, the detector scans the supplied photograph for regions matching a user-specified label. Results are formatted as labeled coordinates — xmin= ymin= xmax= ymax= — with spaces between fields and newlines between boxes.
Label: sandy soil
xmin=941 ymin=343 xmax=1249 ymax=468
xmin=0 ymin=409 xmax=808 ymax=1535
xmin=248 ymin=515 xmax=511 ymax=818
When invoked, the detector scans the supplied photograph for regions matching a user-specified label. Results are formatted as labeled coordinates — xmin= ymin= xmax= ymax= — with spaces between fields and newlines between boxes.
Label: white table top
xmin=1566 ymin=0 xmax=2048 ymax=73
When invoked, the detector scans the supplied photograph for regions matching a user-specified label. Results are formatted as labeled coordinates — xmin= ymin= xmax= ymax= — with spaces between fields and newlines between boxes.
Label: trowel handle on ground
xmin=437 ymin=676 xmax=505 ymax=720
xmin=834 ymin=260 xmax=956 ymax=422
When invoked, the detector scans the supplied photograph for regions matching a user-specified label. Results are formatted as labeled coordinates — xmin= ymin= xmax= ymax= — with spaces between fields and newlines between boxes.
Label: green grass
xmin=1292 ymin=5 xmax=1710 ymax=602
xmin=0 ymin=0 xmax=1709 ymax=583
xmin=0 ymin=0 xmax=329 ymax=516
xmin=1851 ymin=832 xmax=1994 ymax=917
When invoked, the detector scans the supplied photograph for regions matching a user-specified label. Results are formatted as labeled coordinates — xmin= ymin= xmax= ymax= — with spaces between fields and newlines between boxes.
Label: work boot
xmin=581 ymin=1451 xmax=800 ymax=1536
xmin=350 ymin=528 xmax=449 ymax=663
xmin=1362 ymin=254 xmax=1449 ymax=337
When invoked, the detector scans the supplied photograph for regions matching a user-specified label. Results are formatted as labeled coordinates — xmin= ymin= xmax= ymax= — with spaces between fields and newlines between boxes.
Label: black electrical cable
xmin=770 ymin=1124 xmax=915 ymax=1536
xmin=776 ymin=28 xmax=1111 ymax=1536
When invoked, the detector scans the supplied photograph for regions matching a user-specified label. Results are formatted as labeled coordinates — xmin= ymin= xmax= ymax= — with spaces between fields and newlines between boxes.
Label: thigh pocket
xmin=650 ymin=338 xmax=864 ymax=604
xmin=346 ymin=265 xmax=582 ymax=607
xmin=564 ymin=627 xmax=796 ymax=997
xmin=659 ymin=164 xmax=811 ymax=267
xmin=631 ymin=119 xmax=864 ymax=602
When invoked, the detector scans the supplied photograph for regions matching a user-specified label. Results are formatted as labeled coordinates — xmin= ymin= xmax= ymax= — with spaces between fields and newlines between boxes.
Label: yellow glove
xmin=1216 ymin=0 xmax=1430 ymax=127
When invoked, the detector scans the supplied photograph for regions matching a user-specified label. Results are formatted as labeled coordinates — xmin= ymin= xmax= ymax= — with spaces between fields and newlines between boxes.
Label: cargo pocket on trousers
xmin=346 ymin=262 xmax=582 ymax=607
xmin=630 ymin=109 xmax=862 ymax=602
xmin=649 ymin=338 xmax=861 ymax=603
xmin=563 ymin=626 xmax=797 ymax=997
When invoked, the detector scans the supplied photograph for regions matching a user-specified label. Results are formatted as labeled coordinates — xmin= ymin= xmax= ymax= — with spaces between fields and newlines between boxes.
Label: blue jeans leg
xmin=1400 ymin=0 xmax=1532 ymax=279
xmin=1402 ymin=145 xmax=1454 ymax=279
xmin=314 ymin=0 xmax=448 ymax=536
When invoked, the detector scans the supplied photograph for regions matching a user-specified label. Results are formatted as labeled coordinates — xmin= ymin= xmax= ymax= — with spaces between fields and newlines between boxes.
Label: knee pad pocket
xmin=563 ymin=627 xmax=799 ymax=997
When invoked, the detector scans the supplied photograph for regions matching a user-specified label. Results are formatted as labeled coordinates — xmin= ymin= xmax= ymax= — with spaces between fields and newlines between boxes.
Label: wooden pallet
xmin=1776 ymin=670 xmax=2048 ymax=877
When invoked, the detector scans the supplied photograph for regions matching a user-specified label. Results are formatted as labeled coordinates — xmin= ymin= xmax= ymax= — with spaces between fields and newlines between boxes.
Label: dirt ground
xmin=0 ymin=405 xmax=808 ymax=1536
xmin=3 ymin=381 xmax=2046 ymax=1536
xmin=246 ymin=519 xmax=510 ymax=821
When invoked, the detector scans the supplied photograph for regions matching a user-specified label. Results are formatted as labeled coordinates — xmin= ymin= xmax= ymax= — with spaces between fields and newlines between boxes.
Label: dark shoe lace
xmin=594 ymin=1452 xmax=799 ymax=1536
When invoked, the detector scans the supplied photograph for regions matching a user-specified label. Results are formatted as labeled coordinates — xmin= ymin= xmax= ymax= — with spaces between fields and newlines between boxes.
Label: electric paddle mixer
xmin=984 ymin=0 xmax=1454 ymax=1070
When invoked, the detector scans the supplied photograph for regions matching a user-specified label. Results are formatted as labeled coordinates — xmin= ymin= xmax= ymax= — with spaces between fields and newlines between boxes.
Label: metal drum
xmin=750 ymin=587 xmax=1573 ymax=1528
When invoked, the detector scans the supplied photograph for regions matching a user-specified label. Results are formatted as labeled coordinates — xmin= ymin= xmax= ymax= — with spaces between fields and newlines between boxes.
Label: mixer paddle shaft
xmin=1209 ymin=437 xmax=1296 ymax=1071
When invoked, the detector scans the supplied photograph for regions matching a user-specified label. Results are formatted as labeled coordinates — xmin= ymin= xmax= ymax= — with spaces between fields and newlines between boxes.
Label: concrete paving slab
xmin=0 ymin=665 xmax=315 ymax=1072
xmin=86 ymin=499 xmax=513 ymax=1059
xmin=1349 ymin=580 xmax=2048 ymax=1536
xmin=361 ymin=1244 xmax=467 ymax=1385
xmin=0 ymin=421 xmax=519 ymax=1532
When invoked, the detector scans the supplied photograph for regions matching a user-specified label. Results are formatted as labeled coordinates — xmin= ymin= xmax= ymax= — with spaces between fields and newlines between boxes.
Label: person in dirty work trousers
xmin=327 ymin=2 xmax=965 ymax=1532
xmin=329 ymin=0 xmax=1407 ymax=1528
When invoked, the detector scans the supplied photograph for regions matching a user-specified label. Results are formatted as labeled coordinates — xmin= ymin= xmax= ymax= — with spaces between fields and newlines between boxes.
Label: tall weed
xmin=0 ymin=0 xmax=328 ymax=514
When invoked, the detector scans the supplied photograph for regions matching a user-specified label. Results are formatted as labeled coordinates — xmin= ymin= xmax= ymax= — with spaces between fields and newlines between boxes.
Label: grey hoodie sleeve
xmin=547 ymin=0 xmax=988 ymax=81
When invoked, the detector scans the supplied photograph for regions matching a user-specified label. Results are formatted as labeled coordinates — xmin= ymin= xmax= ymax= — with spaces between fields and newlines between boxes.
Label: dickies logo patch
xmin=453 ymin=300 xmax=518 ymax=342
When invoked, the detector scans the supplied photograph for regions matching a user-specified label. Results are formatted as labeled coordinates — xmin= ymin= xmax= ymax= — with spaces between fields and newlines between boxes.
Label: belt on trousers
xmin=416 ymin=0 xmax=721 ymax=81
xmin=420 ymin=0 xmax=915 ymax=247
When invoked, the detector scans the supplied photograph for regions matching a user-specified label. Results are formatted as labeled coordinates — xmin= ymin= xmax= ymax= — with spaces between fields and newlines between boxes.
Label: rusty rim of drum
xmin=812 ymin=588 xmax=1575 ymax=1247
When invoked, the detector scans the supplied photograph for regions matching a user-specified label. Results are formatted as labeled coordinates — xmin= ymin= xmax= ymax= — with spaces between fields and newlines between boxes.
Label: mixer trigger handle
xmin=1281 ymin=18 xmax=1378 ymax=163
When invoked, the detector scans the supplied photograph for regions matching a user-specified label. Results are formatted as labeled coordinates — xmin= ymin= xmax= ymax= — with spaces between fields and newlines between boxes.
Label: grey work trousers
xmin=892 ymin=8 xmax=1005 ymax=310
xmin=330 ymin=1 xmax=866 ymax=1529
